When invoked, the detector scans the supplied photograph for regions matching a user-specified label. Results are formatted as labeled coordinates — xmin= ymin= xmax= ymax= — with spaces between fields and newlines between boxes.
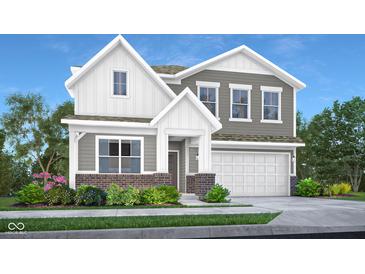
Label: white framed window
xmin=196 ymin=81 xmax=220 ymax=118
xmin=229 ymin=83 xmax=252 ymax=122
xmin=96 ymin=136 xmax=144 ymax=173
xmin=261 ymin=86 xmax=283 ymax=124
xmin=112 ymin=70 xmax=128 ymax=97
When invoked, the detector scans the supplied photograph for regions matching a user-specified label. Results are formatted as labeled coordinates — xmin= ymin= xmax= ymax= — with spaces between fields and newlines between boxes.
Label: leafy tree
xmin=1 ymin=93 xmax=73 ymax=184
xmin=304 ymin=97 xmax=365 ymax=191
xmin=296 ymin=111 xmax=311 ymax=180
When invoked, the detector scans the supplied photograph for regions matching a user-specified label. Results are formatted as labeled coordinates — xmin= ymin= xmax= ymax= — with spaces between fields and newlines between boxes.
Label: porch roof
xmin=63 ymin=115 xmax=152 ymax=123
xmin=212 ymin=133 xmax=304 ymax=143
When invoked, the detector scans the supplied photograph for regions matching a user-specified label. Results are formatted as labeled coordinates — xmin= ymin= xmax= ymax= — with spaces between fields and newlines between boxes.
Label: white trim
xmin=229 ymin=83 xmax=252 ymax=90
xmin=195 ymin=81 xmax=220 ymax=88
xmin=293 ymin=87 xmax=297 ymax=137
xmin=75 ymin=132 xmax=86 ymax=142
xmin=165 ymin=128 xmax=205 ymax=137
xmin=150 ymin=87 xmax=222 ymax=132
xmin=111 ymin=69 xmax=129 ymax=98
xmin=261 ymin=89 xmax=282 ymax=123
xmin=65 ymin=35 xmax=176 ymax=99
xmin=61 ymin=119 xmax=151 ymax=128
xmin=229 ymin=84 xmax=252 ymax=121
xmin=184 ymin=138 xmax=189 ymax=193
xmin=95 ymin=135 xmax=144 ymax=174
xmin=197 ymin=83 xmax=220 ymax=119
xmin=168 ymin=150 xmax=180 ymax=191
xmin=212 ymin=140 xmax=305 ymax=148
xmin=160 ymin=44 xmax=305 ymax=90
xmin=69 ymin=124 xmax=156 ymax=136
xmin=260 ymin=86 xmax=283 ymax=93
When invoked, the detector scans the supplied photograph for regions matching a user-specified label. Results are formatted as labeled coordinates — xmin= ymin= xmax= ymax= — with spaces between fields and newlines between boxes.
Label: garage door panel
xmin=212 ymin=151 xmax=290 ymax=196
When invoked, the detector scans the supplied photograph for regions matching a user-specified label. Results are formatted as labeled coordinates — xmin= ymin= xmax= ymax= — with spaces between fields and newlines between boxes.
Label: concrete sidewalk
xmin=0 ymin=206 xmax=276 ymax=219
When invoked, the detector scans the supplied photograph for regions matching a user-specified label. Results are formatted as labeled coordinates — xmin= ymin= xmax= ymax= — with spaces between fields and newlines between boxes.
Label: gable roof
xmin=150 ymin=87 xmax=222 ymax=132
xmin=159 ymin=45 xmax=306 ymax=90
xmin=64 ymin=35 xmax=177 ymax=99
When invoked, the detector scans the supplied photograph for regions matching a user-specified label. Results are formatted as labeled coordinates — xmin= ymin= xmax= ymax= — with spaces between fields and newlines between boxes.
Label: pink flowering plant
xmin=32 ymin=172 xmax=68 ymax=191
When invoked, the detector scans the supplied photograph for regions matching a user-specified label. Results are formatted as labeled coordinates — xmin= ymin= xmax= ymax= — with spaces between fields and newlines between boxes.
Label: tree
xmin=304 ymin=97 xmax=365 ymax=191
xmin=1 ymin=93 xmax=73 ymax=184
xmin=296 ymin=111 xmax=311 ymax=180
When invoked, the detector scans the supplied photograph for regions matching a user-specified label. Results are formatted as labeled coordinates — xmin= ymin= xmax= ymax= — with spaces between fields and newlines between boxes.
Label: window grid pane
xmin=263 ymin=92 xmax=279 ymax=120
xmin=232 ymin=89 xmax=248 ymax=119
xmin=199 ymin=87 xmax=217 ymax=116
xmin=113 ymin=71 xmax=127 ymax=96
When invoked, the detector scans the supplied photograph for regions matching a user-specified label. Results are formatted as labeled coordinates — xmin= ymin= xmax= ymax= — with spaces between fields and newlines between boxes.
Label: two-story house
xmin=61 ymin=35 xmax=305 ymax=198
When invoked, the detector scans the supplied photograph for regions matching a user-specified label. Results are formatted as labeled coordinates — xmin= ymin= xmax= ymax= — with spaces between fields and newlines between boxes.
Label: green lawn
xmin=330 ymin=192 xmax=365 ymax=201
xmin=0 ymin=196 xmax=250 ymax=211
xmin=0 ymin=213 xmax=280 ymax=232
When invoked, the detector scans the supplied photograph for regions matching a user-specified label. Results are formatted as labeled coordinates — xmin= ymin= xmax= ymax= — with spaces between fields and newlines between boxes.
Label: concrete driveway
xmin=230 ymin=196 xmax=365 ymax=226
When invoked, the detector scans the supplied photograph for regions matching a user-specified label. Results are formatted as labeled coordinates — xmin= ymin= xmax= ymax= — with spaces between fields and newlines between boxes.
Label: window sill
xmin=229 ymin=118 xmax=252 ymax=122
xmin=260 ymin=119 xmax=283 ymax=124
xmin=110 ymin=95 xmax=129 ymax=99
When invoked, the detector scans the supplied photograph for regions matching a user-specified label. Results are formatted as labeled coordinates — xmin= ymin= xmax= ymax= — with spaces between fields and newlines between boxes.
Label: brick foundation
xmin=290 ymin=176 xmax=297 ymax=196
xmin=194 ymin=173 xmax=215 ymax=199
xmin=186 ymin=175 xmax=195 ymax=193
xmin=75 ymin=173 xmax=172 ymax=190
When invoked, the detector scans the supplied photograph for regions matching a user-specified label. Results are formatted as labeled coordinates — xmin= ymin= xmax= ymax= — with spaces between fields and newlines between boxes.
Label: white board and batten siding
xmin=156 ymin=96 xmax=213 ymax=173
xmin=72 ymin=45 xmax=171 ymax=118
xmin=212 ymin=151 xmax=290 ymax=196
xmin=208 ymin=52 xmax=273 ymax=75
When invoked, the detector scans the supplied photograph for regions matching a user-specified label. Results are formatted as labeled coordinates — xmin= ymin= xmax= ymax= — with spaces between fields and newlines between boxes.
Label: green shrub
xmin=295 ymin=178 xmax=321 ymax=197
xmin=141 ymin=187 xmax=165 ymax=205
xmin=106 ymin=184 xmax=141 ymax=206
xmin=16 ymin=183 xmax=45 ymax=205
xmin=121 ymin=186 xmax=141 ymax=206
xmin=45 ymin=185 xmax=76 ymax=206
xmin=338 ymin=182 xmax=352 ymax=194
xmin=330 ymin=184 xmax=342 ymax=196
xmin=106 ymin=183 xmax=124 ymax=206
xmin=156 ymin=185 xmax=180 ymax=204
xmin=204 ymin=184 xmax=230 ymax=203
xmin=75 ymin=185 xmax=106 ymax=206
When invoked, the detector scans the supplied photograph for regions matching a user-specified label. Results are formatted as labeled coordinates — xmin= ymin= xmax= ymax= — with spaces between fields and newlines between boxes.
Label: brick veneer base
xmin=75 ymin=173 xmax=172 ymax=190
xmin=186 ymin=175 xmax=195 ymax=193
xmin=194 ymin=173 xmax=215 ymax=199
xmin=290 ymin=176 xmax=297 ymax=196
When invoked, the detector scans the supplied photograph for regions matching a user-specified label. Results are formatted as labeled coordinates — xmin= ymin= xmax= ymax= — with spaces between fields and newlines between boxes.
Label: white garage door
xmin=212 ymin=151 xmax=290 ymax=196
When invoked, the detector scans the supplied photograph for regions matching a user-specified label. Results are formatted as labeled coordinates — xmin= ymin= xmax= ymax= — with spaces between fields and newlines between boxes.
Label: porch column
xmin=156 ymin=127 xmax=168 ymax=173
xmin=69 ymin=129 xmax=77 ymax=189
xmin=198 ymin=132 xmax=212 ymax=173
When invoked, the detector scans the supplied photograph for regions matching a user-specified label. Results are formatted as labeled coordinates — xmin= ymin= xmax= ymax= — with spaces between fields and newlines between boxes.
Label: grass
xmin=330 ymin=192 xmax=365 ymax=201
xmin=0 ymin=196 xmax=250 ymax=211
xmin=0 ymin=213 xmax=280 ymax=232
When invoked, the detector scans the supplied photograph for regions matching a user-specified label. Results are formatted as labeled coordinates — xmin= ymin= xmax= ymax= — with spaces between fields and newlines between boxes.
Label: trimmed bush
xmin=45 ymin=185 xmax=76 ymax=206
xmin=75 ymin=185 xmax=106 ymax=206
xmin=156 ymin=185 xmax=180 ymax=204
xmin=106 ymin=183 xmax=124 ymax=206
xmin=330 ymin=184 xmax=341 ymax=196
xmin=141 ymin=187 xmax=166 ymax=205
xmin=296 ymin=178 xmax=321 ymax=197
xmin=338 ymin=182 xmax=352 ymax=194
xmin=106 ymin=184 xmax=141 ymax=206
xmin=204 ymin=184 xmax=230 ymax=203
xmin=16 ymin=183 xmax=45 ymax=205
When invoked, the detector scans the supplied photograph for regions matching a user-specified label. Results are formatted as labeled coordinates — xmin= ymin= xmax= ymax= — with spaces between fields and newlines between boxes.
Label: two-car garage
xmin=212 ymin=151 xmax=290 ymax=196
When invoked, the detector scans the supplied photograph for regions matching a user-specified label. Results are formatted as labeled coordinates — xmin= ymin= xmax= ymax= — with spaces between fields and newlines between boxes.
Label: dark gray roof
xmin=212 ymin=133 xmax=303 ymax=143
xmin=63 ymin=115 xmax=152 ymax=123
xmin=151 ymin=65 xmax=188 ymax=74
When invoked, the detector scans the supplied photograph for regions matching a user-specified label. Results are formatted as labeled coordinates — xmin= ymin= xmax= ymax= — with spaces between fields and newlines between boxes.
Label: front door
xmin=168 ymin=151 xmax=178 ymax=189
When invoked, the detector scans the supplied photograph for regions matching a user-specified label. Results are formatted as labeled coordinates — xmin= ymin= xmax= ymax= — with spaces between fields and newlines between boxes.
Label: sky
xmin=0 ymin=34 xmax=365 ymax=120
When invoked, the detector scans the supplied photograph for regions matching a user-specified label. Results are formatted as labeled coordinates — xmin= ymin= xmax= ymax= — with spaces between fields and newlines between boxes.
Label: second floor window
xmin=229 ymin=84 xmax=252 ymax=121
xmin=113 ymin=71 xmax=127 ymax=96
xmin=199 ymin=87 xmax=217 ymax=116
xmin=263 ymin=91 xmax=280 ymax=120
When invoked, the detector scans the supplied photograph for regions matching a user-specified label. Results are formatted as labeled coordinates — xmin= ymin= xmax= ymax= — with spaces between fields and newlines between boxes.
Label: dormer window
xmin=113 ymin=70 xmax=128 ymax=96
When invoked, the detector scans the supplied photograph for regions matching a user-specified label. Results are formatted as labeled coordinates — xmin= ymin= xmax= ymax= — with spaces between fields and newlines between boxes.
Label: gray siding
xmin=189 ymin=147 xmax=199 ymax=173
xmin=78 ymin=133 xmax=156 ymax=172
xmin=168 ymin=70 xmax=294 ymax=137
